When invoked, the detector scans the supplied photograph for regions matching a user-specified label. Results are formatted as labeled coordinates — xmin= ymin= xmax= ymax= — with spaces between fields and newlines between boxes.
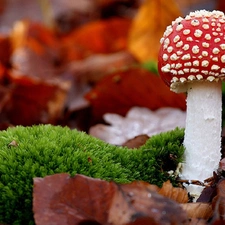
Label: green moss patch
xmin=0 ymin=125 xmax=184 ymax=224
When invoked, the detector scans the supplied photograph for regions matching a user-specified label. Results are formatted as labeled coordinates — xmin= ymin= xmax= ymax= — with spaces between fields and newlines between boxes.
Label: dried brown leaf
xmin=33 ymin=174 xmax=188 ymax=225
xmin=212 ymin=179 xmax=225 ymax=222
xmin=159 ymin=180 xmax=189 ymax=203
xmin=108 ymin=181 xmax=187 ymax=225
xmin=181 ymin=203 xmax=213 ymax=220
xmin=122 ymin=134 xmax=149 ymax=149
xmin=186 ymin=218 xmax=207 ymax=225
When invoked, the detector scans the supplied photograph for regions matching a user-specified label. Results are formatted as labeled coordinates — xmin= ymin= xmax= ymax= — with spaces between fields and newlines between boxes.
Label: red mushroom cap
xmin=158 ymin=10 xmax=225 ymax=93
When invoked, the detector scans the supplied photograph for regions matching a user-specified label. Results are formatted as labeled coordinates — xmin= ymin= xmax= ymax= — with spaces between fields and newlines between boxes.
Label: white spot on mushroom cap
xmin=178 ymin=70 xmax=184 ymax=75
xmin=211 ymin=65 xmax=220 ymax=70
xmin=202 ymin=24 xmax=209 ymax=29
xmin=182 ymin=44 xmax=189 ymax=50
xmin=214 ymin=38 xmax=221 ymax=43
xmin=163 ymin=54 xmax=169 ymax=61
xmin=216 ymin=27 xmax=221 ymax=32
xmin=196 ymin=75 xmax=203 ymax=80
xmin=201 ymin=70 xmax=209 ymax=75
xmin=167 ymin=46 xmax=173 ymax=53
xmin=202 ymin=18 xmax=209 ymax=23
xmin=202 ymin=60 xmax=209 ymax=67
xmin=220 ymin=44 xmax=225 ymax=49
xmin=188 ymin=75 xmax=196 ymax=80
xmin=164 ymin=26 xmax=173 ymax=37
xmin=161 ymin=64 xmax=171 ymax=73
xmin=202 ymin=51 xmax=208 ymax=56
xmin=175 ymin=63 xmax=182 ymax=69
xmin=219 ymin=18 xmax=225 ymax=23
xmin=163 ymin=38 xmax=170 ymax=47
xmin=192 ymin=45 xmax=200 ymax=54
xmin=194 ymin=29 xmax=203 ymax=37
xmin=183 ymin=29 xmax=191 ymax=35
xmin=191 ymin=19 xmax=200 ymax=26
xmin=182 ymin=54 xmax=191 ymax=60
xmin=202 ymin=42 xmax=210 ymax=47
xmin=180 ymin=77 xmax=187 ymax=83
xmin=171 ymin=77 xmax=179 ymax=82
xmin=185 ymin=15 xmax=191 ymax=20
xmin=205 ymin=34 xmax=211 ymax=40
xmin=193 ymin=60 xmax=199 ymax=66
xmin=184 ymin=62 xmax=192 ymax=67
xmin=173 ymin=35 xmax=180 ymax=43
xmin=174 ymin=17 xmax=183 ymax=23
xmin=212 ymin=57 xmax=218 ymax=61
xmin=170 ymin=53 xmax=179 ymax=61
xmin=176 ymin=41 xmax=183 ymax=47
xmin=186 ymin=37 xmax=193 ymax=41
xmin=160 ymin=37 xmax=164 ymax=44
xmin=207 ymin=76 xmax=215 ymax=81
xmin=213 ymin=48 xmax=220 ymax=54
xmin=190 ymin=68 xmax=199 ymax=73
xmin=171 ymin=69 xmax=177 ymax=75
xmin=176 ymin=24 xmax=184 ymax=31
xmin=221 ymin=55 xmax=225 ymax=63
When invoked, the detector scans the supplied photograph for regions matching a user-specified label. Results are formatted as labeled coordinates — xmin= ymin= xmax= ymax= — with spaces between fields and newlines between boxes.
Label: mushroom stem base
xmin=181 ymin=81 xmax=222 ymax=195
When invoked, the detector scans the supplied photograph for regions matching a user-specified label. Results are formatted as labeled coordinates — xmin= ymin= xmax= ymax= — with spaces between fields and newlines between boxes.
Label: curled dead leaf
xmin=122 ymin=134 xmax=149 ymax=149
xmin=159 ymin=180 xmax=189 ymax=204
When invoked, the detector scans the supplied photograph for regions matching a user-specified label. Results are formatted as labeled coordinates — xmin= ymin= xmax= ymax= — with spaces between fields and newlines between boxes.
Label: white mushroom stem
xmin=181 ymin=81 xmax=222 ymax=199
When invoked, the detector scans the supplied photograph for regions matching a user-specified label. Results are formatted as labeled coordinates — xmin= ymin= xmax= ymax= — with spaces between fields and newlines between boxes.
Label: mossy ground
xmin=0 ymin=125 xmax=184 ymax=225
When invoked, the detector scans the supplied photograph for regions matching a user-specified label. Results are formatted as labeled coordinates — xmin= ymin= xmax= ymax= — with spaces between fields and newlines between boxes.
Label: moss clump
xmin=0 ymin=125 xmax=184 ymax=225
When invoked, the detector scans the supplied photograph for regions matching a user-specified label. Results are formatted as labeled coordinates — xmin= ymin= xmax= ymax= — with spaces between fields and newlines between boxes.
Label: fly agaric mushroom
xmin=158 ymin=10 xmax=225 ymax=198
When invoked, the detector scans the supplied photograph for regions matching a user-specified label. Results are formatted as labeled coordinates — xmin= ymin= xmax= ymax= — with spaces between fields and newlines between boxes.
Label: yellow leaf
xmin=128 ymin=0 xmax=182 ymax=62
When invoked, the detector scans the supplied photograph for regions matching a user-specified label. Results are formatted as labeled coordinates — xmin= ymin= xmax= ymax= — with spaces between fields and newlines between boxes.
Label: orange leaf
xmin=11 ymin=20 xmax=59 ymax=56
xmin=159 ymin=180 xmax=188 ymax=203
xmin=85 ymin=67 xmax=186 ymax=122
xmin=60 ymin=18 xmax=132 ymax=62
xmin=128 ymin=0 xmax=182 ymax=62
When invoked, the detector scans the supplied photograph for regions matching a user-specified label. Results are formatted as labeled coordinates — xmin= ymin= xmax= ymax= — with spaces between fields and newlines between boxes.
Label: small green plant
xmin=0 ymin=125 xmax=184 ymax=225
